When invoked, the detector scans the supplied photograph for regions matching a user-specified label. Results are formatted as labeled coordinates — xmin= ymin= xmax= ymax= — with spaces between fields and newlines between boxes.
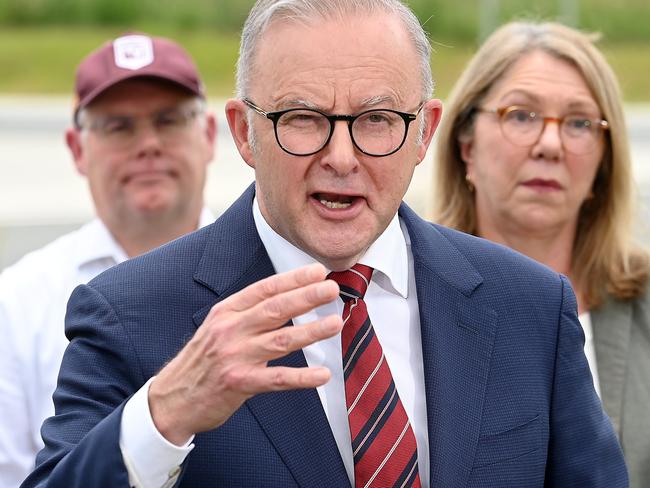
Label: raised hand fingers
xmin=244 ymin=314 xmax=343 ymax=363
xmin=203 ymin=263 xmax=340 ymax=338
xmin=150 ymin=264 xmax=344 ymax=441
xmin=235 ymin=365 xmax=333 ymax=395
xmin=223 ymin=263 xmax=330 ymax=312
xmin=240 ymin=278 xmax=340 ymax=333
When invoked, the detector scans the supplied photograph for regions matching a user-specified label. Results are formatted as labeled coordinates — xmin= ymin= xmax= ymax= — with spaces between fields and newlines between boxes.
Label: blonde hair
xmin=433 ymin=21 xmax=648 ymax=307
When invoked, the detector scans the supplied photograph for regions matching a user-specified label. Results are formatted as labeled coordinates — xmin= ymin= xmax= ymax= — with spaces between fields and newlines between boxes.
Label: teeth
xmin=320 ymin=199 xmax=352 ymax=209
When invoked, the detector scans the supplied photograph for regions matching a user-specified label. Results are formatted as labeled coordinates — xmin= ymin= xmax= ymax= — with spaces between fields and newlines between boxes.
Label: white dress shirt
xmin=0 ymin=209 xmax=213 ymax=488
xmin=578 ymin=312 xmax=601 ymax=397
xmin=121 ymin=199 xmax=429 ymax=488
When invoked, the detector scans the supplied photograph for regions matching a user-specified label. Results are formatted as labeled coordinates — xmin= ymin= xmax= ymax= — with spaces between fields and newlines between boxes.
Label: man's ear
xmin=225 ymin=99 xmax=256 ymax=169
xmin=202 ymin=113 xmax=217 ymax=164
xmin=415 ymin=99 xmax=443 ymax=164
xmin=65 ymin=128 xmax=88 ymax=176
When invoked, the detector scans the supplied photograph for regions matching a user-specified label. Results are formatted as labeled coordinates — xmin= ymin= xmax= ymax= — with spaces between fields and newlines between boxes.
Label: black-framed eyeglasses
xmin=243 ymin=98 xmax=423 ymax=157
xmin=478 ymin=105 xmax=609 ymax=155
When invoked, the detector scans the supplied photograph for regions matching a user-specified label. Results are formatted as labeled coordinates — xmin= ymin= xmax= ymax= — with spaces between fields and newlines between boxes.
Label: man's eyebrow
xmin=276 ymin=98 xmax=320 ymax=110
xmin=359 ymin=95 xmax=397 ymax=108
xmin=88 ymin=113 xmax=130 ymax=122
xmin=275 ymin=96 xmax=397 ymax=112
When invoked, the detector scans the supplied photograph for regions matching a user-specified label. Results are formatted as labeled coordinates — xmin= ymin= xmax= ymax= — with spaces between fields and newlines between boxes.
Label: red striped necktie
xmin=328 ymin=264 xmax=421 ymax=488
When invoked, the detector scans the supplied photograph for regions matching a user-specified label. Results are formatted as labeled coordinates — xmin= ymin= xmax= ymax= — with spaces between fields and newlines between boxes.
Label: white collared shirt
xmin=120 ymin=200 xmax=429 ymax=488
xmin=577 ymin=312 xmax=601 ymax=397
xmin=0 ymin=209 xmax=213 ymax=488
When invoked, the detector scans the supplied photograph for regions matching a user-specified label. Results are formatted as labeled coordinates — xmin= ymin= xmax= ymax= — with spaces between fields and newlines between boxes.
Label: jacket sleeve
xmin=544 ymin=275 xmax=628 ymax=486
xmin=21 ymin=284 xmax=144 ymax=488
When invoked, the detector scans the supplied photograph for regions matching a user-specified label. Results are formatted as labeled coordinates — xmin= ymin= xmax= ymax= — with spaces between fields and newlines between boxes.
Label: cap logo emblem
xmin=113 ymin=35 xmax=154 ymax=70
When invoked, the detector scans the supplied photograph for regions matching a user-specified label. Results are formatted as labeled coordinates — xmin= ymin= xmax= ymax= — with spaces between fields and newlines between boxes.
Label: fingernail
xmin=321 ymin=316 xmax=341 ymax=334
xmin=313 ymin=368 xmax=330 ymax=383
xmin=318 ymin=281 xmax=336 ymax=299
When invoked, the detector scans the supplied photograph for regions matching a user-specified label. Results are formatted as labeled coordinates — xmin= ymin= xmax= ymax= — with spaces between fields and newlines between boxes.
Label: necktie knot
xmin=328 ymin=264 xmax=374 ymax=301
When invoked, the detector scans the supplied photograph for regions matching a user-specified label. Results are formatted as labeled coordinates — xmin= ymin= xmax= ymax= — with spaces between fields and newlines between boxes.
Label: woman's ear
xmin=459 ymin=132 xmax=474 ymax=167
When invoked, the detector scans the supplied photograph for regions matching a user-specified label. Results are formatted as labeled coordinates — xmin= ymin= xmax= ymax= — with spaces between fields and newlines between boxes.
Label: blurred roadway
xmin=1 ymin=96 xmax=649 ymax=269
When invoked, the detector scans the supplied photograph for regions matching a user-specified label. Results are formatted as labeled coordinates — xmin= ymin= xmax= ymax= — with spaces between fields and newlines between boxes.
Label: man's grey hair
xmin=236 ymin=0 xmax=434 ymax=100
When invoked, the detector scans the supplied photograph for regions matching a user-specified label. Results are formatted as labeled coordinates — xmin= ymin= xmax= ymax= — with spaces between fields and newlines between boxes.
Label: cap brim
xmin=76 ymin=67 xmax=203 ymax=110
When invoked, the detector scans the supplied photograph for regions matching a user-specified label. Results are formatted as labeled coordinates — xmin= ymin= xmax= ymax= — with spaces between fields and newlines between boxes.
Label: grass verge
xmin=0 ymin=26 xmax=647 ymax=101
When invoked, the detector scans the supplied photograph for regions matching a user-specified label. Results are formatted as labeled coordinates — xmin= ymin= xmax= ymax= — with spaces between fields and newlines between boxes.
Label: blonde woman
xmin=433 ymin=21 xmax=649 ymax=487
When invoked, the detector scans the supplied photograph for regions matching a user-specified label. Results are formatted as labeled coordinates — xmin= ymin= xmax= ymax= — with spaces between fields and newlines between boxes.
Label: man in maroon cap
xmin=0 ymin=33 xmax=216 ymax=487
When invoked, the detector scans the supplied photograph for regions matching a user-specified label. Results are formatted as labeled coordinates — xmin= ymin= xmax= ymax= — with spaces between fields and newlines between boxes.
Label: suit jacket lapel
xmin=192 ymin=185 xmax=350 ymax=487
xmin=400 ymin=205 xmax=497 ymax=487
xmin=590 ymin=298 xmax=632 ymax=436
xmin=246 ymin=355 xmax=350 ymax=488
xmin=193 ymin=185 xmax=271 ymax=303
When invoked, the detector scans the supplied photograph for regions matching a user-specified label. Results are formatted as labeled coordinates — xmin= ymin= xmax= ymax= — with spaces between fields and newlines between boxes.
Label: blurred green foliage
xmin=0 ymin=0 xmax=648 ymax=99
xmin=0 ymin=0 xmax=253 ymax=32
xmin=1 ymin=0 xmax=649 ymax=41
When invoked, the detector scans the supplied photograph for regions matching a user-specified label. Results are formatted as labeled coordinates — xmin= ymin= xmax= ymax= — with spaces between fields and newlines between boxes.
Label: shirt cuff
xmin=119 ymin=377 xmax=195 ymax=488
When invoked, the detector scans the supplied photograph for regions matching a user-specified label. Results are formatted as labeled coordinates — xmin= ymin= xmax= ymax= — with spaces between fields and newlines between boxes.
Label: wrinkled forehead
xmin=485 ymin=51 xmax=599 ymax=109
xmin=249 ymin=13 xmax=421 ymax=106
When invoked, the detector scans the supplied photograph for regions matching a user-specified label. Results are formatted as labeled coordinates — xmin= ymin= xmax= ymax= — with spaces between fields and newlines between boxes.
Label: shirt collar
xmin=198 ymin=207 xmax=216 ymax=228
xmin=72 ymin=218 xmax=129 ymax=270
xmin=252 ymin=197 xmax=409 ymax=298
xmin=73 ymin=206 xmax=215 ymax=270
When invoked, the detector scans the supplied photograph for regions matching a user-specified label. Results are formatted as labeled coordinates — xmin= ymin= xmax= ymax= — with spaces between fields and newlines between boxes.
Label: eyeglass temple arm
xmin=243 ymin=98 xmax=268 ymax=117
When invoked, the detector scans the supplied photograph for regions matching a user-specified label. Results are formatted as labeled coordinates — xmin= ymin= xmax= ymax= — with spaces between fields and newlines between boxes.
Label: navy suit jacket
xmin=23 ymin=186 xmax=627 ymax=487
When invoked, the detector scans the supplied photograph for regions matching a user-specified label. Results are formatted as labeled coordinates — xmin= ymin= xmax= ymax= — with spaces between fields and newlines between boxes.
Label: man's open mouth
xmin=314 ymin=193 xmax=356 ymax=209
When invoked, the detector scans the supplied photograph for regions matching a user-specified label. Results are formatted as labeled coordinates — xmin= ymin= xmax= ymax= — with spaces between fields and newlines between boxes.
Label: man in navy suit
xmin=24 ymin=0 xmax=627 ymax=487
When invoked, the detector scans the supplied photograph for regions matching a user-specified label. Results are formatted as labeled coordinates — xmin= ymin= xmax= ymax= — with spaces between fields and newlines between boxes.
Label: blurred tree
xmin=0 ymin=0 xmax=648 ymax=42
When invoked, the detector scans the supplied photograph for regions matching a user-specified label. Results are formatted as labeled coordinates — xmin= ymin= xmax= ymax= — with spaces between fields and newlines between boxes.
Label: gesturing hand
xmin=148 ymin=262 xmax=342 ymax=445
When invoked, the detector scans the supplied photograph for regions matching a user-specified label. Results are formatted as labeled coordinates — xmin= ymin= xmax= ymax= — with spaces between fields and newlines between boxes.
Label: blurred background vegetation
xmin=0 ymin=0 xmax=648 ymax=100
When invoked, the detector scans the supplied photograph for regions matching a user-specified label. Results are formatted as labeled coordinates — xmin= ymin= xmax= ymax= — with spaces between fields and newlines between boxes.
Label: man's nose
xmin=319 ymin=121 xmax=359 ymax=175
xmin=134 ymin=119 xmax=164 ymax=156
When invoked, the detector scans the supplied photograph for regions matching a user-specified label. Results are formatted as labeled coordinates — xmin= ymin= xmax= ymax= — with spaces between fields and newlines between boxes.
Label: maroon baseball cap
xmin=74 ymin=33 xmax=205 ymax=112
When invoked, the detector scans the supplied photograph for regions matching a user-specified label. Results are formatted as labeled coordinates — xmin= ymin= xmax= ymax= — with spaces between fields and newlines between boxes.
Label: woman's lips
xmin=521 ymin=178 xmax=562 ymax=191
